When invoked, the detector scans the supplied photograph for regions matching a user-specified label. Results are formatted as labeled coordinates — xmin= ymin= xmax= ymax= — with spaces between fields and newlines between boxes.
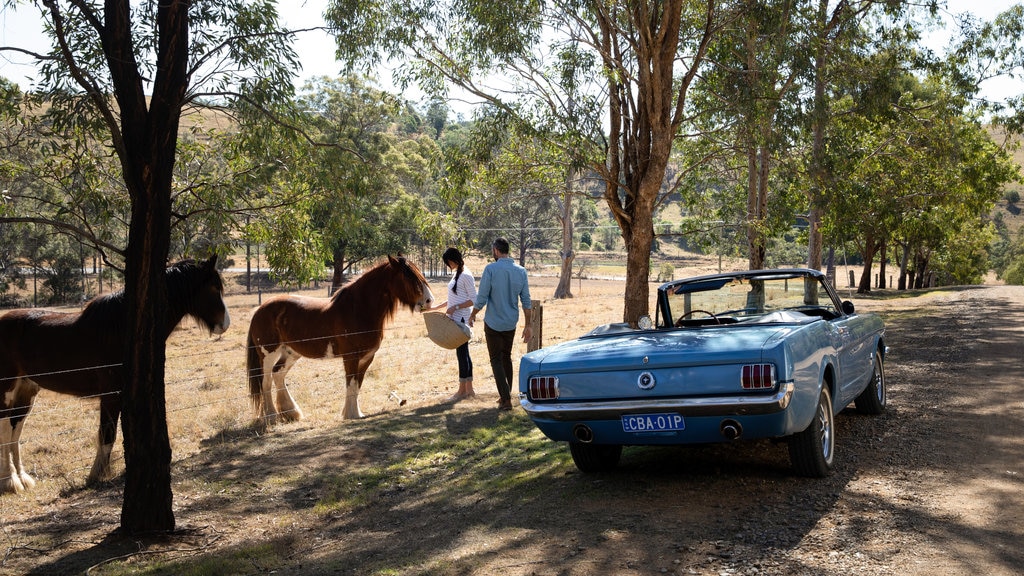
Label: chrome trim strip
xmin=521 ymin=382 xmax=795 ymax=421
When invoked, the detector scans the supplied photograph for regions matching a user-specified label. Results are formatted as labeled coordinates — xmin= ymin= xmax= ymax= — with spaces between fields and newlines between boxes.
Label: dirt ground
xmin=2 ymin=277 xmax=1023 ymax=575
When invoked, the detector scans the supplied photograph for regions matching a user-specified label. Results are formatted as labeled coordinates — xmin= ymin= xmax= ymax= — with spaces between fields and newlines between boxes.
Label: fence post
xmin=528 ymin=300 xmax=543 ymax=352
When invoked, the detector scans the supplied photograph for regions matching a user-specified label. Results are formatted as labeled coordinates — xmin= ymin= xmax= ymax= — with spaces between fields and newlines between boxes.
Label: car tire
xmin=569 ymin=442 xmax=622 ymax=473
xmin=788 ymin=386 xmax=835 ymax=478
xmin=854 ymin=352 xmax=886 ymax=415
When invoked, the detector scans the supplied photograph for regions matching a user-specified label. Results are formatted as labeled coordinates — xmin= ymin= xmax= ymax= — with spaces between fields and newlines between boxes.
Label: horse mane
xmin=78 ymin=291 xmax=127 ymax=329
xmin=330 ymin=256 xmax=424 ymax=324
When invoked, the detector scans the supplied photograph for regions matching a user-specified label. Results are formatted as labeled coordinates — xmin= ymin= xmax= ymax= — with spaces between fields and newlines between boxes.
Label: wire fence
xmin=1 ymin=284 xmax=629 ymax=494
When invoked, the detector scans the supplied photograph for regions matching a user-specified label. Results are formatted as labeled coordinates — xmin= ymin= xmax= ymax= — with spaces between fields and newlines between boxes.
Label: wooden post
xmin=528 ymin=300 xmax=543 ymax=352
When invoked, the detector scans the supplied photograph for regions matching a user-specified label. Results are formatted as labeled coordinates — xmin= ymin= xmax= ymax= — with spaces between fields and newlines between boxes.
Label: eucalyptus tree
xmin=465 ymin=126 xmax=564 ymax=268
xmin=0 ymin=0 xmax=300 ymax=533
xmin=825 ymin=78 xmax=1016 ymax=292
xmin=451 ymin=116 xmax=582 ymax=297
xmin=247 ymin=76 xmax=443 ymax=291
xmin=688 ymin=0 xmax=927 ymax=278
xmin=946 ymin=3 xmax=1024 ymax=132
xmin=688 ymin=0 xmax=809 ymax=271
xmin=325 ymin=0 xmax=722 ymax=324
xmin=800 ymin=0 xmax=930 ymax=281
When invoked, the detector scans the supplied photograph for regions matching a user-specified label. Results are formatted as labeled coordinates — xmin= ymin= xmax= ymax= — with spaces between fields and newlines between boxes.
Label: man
xmin=469 ymin=238 xmax=532 ymax=411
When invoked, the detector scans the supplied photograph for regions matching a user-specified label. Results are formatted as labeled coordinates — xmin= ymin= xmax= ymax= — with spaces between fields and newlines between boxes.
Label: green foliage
xmin=933 ymin=223 xmax=996 ymax=285
xmin=250 ymin=195 xmax=326 ymax=285
xmin=1004 ymin=258 xmax=1024 ymax=285
xmin=993 ymin=226 xmax=1024 ymax=284
xmin=1005 ymin=189 xmax=1021 ymax=205
xmin=41 ymin=243 xmax=84 ymax=305
xmin=822 ymin=71 xmax=1017 ymax=286
xmin=236 ymin=75 xmax=442 ymax=282
xmin=579 ymin=230 xmax=592 ymax=250
xmin=0 ymin=78 xmax=19 ymax=117
xmin=654 ymin=263 xmax=675 ymax=282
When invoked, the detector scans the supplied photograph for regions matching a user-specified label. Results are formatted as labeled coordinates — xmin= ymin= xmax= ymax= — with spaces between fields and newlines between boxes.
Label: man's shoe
xmin=498 ymin=398 xmax=513 ymax=411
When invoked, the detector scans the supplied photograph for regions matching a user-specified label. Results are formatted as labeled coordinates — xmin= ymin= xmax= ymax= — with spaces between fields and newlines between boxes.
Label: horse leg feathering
xmin=272 ymin=348 xmax=303 ymax=422
xmin=1 ymin=418 xmax=36 ymax=494
xmin=86 ymin=395 xmax=121 ymax=484
xmin=249 ymin=343 xmax=304 ymax=427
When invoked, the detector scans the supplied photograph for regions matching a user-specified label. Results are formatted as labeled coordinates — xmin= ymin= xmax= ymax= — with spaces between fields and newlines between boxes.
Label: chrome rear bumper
xmin=521 ymin=382 xmax=795 ymax=421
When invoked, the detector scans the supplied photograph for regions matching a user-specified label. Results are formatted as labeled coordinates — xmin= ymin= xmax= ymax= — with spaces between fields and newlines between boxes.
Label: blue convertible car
xmin=518 ymin=268 xmax=887 ymax=477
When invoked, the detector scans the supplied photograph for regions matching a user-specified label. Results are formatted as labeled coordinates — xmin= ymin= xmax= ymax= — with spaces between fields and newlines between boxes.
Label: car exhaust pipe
xmin=573 ymin=424 xmax=595 ymax=444
xmin=720 ymin=419 xmax=742 ymax=440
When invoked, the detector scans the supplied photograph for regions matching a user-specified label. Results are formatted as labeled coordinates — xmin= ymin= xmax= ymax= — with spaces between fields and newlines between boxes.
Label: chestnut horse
xmin=0 ymin=255 xmax=230 ymax=494
xmin=247 ymin=255 xmax=433 ymax=425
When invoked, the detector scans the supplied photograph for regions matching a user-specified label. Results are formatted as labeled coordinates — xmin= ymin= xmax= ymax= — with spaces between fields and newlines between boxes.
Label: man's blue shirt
xmin=474 ymin=257 xmax=531 ymax=332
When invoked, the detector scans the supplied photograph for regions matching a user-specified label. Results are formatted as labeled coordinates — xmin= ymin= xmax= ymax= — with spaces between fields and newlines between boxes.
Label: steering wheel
xmin=676 ymin=309 xmax=721 ymax=326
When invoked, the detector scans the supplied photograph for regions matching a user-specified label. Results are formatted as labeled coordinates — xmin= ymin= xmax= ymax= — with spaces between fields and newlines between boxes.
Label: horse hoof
xmin=0 ymin=477 xmax=25 ymax=494
xmin=279 ymin=409 xmax=304 ymax=423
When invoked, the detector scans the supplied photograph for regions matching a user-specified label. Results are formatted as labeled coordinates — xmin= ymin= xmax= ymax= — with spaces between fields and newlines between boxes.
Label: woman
xmin=432 ymin=247 xmax=476 ymax=401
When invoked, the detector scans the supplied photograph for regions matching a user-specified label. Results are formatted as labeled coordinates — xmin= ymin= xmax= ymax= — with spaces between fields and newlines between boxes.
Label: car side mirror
xmin=842 ymin=301 xmax=855 ymax=315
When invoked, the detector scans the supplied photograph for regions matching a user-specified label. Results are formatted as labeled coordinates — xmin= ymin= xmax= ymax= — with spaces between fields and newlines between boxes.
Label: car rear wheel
xmin=788 ymin=386 xmax=835 ymax=478
xmin=854 ymin=352 xmax=886 ymax=415
xmin=569 ymin=442 xmax=622 ymax=473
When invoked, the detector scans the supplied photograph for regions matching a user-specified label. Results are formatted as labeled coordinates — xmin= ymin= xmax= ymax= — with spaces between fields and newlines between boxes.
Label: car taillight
xmin=529 ymin=376 xmax=560 ymax=400
xmin=741 ymin=364 xmax=775 ymax=390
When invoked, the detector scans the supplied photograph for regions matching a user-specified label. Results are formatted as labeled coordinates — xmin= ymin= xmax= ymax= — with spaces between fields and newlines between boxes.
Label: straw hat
xmin=423 ymin=311 xmax=472 ymax=349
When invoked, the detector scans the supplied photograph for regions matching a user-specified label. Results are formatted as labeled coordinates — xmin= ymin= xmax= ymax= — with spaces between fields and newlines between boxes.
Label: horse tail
xmin=247 ymin=328 xmax=264 ymax=416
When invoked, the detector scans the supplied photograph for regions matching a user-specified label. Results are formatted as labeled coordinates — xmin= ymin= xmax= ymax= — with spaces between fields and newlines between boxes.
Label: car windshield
xmin=665 ymin=274 xmax=837 ymax=325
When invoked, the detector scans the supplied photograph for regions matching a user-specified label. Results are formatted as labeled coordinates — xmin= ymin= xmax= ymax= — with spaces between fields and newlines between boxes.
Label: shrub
xmin=654 ymin=263 xmax=675 ymax=282
xmin=1004 ymin=258 xmax=1024 ymax=285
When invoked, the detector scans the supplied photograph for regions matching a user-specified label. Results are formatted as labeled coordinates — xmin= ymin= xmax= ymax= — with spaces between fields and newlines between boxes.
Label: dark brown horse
xmin=0 ymin=255 xmax=229 ymax=494
xmin=247 ymin=255 xmax=433 ymax=424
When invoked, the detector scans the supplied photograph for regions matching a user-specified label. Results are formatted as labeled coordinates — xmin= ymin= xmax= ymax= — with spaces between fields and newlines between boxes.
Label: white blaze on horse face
xmin=213 ymin=300 xmax=230 ymax=335
xmin=417 ymin=283 xmax=435 ymax=312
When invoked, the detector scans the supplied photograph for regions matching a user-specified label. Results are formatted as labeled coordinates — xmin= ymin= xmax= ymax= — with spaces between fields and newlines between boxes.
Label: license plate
xmin=621 ymin=413 xmax=685 ymax=433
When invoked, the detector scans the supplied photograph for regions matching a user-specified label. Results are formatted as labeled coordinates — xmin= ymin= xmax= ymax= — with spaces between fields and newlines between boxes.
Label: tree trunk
xmin=857 ymin=238 xmax=879 ymax=294
xmin=878 ymin=240 xmax=887 ymax=289
xmin=553 ymin=249 xmax=575 ymax=299
xmin=622 ymin=200 xmax=655 ymax=324
xmin=806 ymin=206 xmax=824 ymax=298
xmin=553 ymin=171 xmax=575 ymax=299
xmin=914 ymin=251 xmax=930 ymax=289
xmin=121 ymin=179 xmax=174 ymax=534
xmin=898 ymin=241 xmax=909 ymax=290
xmin=113 ymin=0 xmax=189 ymax=534
xmin=592 ymin=0 xmax=710 ymax=324
xmin=332 ymin=248 xmax=346 ymax=294
xmin=746 ymin=145 xmax=769 ymax=271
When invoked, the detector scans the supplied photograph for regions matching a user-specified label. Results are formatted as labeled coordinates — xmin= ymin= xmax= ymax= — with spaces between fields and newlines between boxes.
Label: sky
xmin=0 ymin=1 xmax=1022 ymax=108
